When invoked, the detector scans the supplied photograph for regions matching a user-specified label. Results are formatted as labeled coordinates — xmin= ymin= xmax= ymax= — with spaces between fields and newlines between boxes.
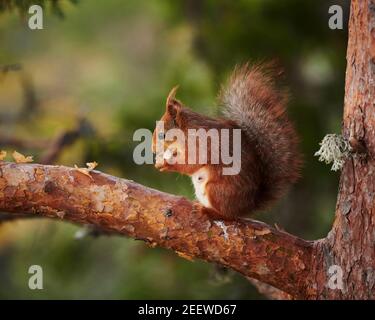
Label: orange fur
xmin=152 ymin=64 xmax=302 ymax=220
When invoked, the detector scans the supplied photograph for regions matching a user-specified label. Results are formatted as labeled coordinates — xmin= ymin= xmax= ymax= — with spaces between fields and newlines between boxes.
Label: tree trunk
xmin=310 ymin=0 xmax=375 ymax=299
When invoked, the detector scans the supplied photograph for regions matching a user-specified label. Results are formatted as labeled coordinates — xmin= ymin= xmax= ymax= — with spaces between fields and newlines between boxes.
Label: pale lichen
xmin=255 ymin=263 xmax=270 ymax=275
xmin=214 ymin=220 xmax=229 ymax=241
xmin=315 ymin=134 xmax=352 ymax=171
xmin=3 ymin=166 xmax=33 ymax=186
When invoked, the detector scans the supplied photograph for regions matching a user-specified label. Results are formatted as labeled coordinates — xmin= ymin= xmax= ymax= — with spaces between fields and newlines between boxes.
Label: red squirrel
xmin=152 ymin=63 xmax=302 ymax=220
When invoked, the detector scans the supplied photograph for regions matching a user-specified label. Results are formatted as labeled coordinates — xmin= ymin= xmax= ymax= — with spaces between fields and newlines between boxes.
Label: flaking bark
xmin=0 ymin=162 xmax=312 ymax=298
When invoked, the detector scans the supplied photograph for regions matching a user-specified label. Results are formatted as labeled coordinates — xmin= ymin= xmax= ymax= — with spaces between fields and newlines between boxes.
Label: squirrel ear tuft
xmin=166 ymin=85 xmax=181 ymax=117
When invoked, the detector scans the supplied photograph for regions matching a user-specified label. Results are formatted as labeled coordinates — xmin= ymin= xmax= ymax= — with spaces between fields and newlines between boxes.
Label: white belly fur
xmin=191 ymin=167 xmax=211 ymax=208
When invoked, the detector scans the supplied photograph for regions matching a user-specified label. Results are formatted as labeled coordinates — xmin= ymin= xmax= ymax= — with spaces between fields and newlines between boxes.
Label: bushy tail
xmin=220 ymin=63 xmax=302 ymax=211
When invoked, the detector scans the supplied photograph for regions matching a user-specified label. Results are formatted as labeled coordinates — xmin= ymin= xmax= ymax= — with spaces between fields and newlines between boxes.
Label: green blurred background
xmin=0 ymin=0 xmax=349 ymax=299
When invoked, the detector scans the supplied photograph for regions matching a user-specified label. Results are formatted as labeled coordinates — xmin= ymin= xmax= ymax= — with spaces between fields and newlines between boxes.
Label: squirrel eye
xmin=198 ymin=176 xmax=203 ymax=181
xmin=158 ymin=132 xmax=165 ymax=140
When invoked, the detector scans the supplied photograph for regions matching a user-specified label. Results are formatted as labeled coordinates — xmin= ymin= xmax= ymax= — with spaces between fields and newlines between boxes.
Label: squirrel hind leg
xmin=207 ymin=180 xmax=257 ymax=220
xmin=193 ymin=202 xmax=237 ymax=221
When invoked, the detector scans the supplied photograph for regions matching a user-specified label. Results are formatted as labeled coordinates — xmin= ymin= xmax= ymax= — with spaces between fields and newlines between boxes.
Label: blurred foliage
xmin=0 ymin=0 xmax=78 ymax=18
xmin=0 ymin=0 xmax=350 ymax=299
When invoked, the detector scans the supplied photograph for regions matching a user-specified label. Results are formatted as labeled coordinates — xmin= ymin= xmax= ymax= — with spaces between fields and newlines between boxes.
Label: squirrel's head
xmin=152 ymin=86 xmax=187 ymax=173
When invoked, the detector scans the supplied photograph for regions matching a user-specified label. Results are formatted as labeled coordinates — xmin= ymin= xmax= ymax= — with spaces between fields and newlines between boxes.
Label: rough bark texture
xmin=309 ymin=0 xmax=375 ymax=299
xmin=0 ymin=0 xmax=374 ymax=300
xmin=0 ymin=162 xmax=312 ymax=298
xmin=247 ymin=278 xmax=292 ymax=300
